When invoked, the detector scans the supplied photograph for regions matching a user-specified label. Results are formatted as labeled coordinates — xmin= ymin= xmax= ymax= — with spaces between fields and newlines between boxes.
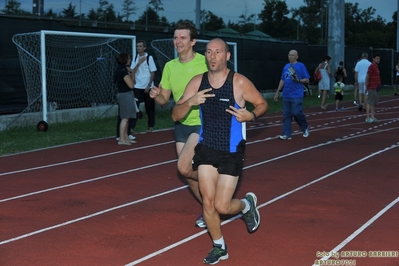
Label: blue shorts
xmin=174 ymin=122 xmax=200 ymax=143
xmin=192 ymin=141 xmax=246 ymax=176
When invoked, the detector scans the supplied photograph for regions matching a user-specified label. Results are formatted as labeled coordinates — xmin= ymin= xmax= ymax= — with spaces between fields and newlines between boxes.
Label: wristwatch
xmin=250 ymin=111 xmax=256 ymax=122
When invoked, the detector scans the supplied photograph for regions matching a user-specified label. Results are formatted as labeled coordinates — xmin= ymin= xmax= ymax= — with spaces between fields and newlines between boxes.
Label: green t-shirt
xmin=160 ymin=53 xmax=208 ymax=126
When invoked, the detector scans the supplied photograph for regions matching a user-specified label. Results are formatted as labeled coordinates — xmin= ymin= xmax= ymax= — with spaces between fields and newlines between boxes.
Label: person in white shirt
xmin=354 ymin=53 xmax=371 ymax=111
xmin=131 ymin=40 xmax=157 ymax=132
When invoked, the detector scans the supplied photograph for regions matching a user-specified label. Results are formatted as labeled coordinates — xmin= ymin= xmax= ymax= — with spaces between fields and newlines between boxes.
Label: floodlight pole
xmin=196 ymin=0 xmax=201 ymax=33
xmin=327 ymin=0 xmax=344 ymax=93
xmin=397 ymin=0 xmax=399 ymax=51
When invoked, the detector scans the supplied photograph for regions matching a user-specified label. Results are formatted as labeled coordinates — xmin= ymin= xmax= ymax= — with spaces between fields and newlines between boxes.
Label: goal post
xmin=12 ymin=30 xmax=136 ymax=126
xmin=151 ymin=38 xmax=238 ymax=73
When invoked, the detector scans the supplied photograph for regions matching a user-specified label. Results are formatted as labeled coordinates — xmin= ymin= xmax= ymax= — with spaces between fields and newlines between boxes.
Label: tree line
xmin=1 ymin=0 xmax=397 ymax=48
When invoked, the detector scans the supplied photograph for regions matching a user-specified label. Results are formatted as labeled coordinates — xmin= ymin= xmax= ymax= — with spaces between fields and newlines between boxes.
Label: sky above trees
xmin=16 ymin=0 xmax=397 ymax=24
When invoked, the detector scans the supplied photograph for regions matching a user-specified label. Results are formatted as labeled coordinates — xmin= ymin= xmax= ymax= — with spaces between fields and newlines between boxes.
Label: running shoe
xmin=365 ymin=118 xmax=373 ymax=123
xmin=128 ymin=135 xmax=136 ymax=140
xmin=242 ymin=192 xmax=260 ymax=233
xmin=279 ymin=135 xmax=292 ymax=140
xmin=203 ymin=244 xmax=228 ymax=265
xmin=303 ymin=127 xmax=310 ymax=138
xmin=372 ymin=118 xmax=379 ymax=123
xmin=195 ymin=214 xmax=206 ymax=228
xmin=354 ymin=100 xmax=358 ymax=106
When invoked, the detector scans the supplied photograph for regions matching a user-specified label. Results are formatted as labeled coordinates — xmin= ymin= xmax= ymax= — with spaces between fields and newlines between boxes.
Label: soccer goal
xmin=12 ymin=30 xmax=136 ymax=129
xmin=151 ymin=38 xmax=238 ymax=73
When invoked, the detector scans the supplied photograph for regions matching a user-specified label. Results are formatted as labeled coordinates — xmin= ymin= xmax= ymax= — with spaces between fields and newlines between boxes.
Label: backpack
xmin=335 ymin=66 xmax=344 ymax=77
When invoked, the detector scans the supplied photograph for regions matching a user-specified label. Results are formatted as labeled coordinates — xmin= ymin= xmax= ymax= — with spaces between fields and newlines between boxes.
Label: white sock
xmin=213 ymin=236 xmax=225 ymax=250
xmin=241 ymin=198 xmax=250 ymax=214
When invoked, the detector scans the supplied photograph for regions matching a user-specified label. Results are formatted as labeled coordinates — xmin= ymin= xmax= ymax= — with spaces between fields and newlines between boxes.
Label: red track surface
xmin=1 ymin=96 xmax=398 ymax=266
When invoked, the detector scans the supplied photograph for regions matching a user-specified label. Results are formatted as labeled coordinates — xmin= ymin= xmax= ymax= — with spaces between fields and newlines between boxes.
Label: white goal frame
xmin=13 ymin=30 xmax=136 ymax=123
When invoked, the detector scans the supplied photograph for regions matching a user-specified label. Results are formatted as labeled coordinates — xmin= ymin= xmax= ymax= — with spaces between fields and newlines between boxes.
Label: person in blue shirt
xmin=273 ymin=50 xmax=310 ymax=140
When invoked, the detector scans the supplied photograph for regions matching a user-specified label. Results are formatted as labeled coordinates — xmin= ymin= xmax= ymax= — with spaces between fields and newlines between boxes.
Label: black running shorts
xmin=192 ymin=140 xmax=246 ymax=177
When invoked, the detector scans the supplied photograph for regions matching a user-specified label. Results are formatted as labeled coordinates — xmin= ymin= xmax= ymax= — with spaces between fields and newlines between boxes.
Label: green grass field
xmin=0 ymin=87 xmax=395 ymax=156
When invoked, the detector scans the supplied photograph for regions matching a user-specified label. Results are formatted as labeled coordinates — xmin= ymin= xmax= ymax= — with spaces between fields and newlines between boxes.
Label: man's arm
xmin=149 ymin=84 xmax=171 ymax=106
xmin=274 ymin=79 xmax=284 ymax=102
xmin=226 ymin=74 xmax=268 ymax=122
xmin=171 ymin=75 xmax=214 ymax=122
xmin=146 ymin=71 xmax=155 ymax=92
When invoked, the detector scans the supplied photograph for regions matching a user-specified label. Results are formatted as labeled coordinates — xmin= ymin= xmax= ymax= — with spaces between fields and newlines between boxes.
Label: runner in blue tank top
xmin=172 ymin=38 xmax=268 ymax=265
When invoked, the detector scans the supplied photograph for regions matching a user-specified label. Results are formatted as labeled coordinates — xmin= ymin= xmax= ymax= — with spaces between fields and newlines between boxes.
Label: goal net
xmin=151 ymin=38 xmax=238 ymax=73
xmin=12 ymin=30 xmax=136 ymax=124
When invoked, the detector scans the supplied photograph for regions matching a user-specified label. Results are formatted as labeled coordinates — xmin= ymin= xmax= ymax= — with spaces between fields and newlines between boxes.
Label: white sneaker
xmin=303 ymin=128 xmax=310 ymax=138
xmin=279 ymin=135 xmax=292 ymax=140
xmin=116 ymin=137 xmax=120 ymax=141
xmin=128 ymin=135 xmax=136 ymax=140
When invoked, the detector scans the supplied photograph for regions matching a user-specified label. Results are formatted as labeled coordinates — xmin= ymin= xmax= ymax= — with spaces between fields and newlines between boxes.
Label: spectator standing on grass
xmin=334 ymin=75 xmax=345 ymax=111
xmin=354 ymin=53 xmax=371 ymax=112
xmin=149 ymin=21 xmax=208 ymax=228
xmin=315 ymin=55 xmax=332 ymax=109
xmin=274 ymin=50 xmax=310 ymax=140
xmin=130 ymin=40 xmax=157 ymax=133
xmin=114 ymin=53 xmax=136 ymax=146
xmin=365 ymin=53 xmax=381 ymax=123
xmin=334 ymin=61 xmax=347 ymax=82
xmin=172 ymin=38 xmax=267 ymax=265
xmin=394 ymin=59 xmax=399 ymax=96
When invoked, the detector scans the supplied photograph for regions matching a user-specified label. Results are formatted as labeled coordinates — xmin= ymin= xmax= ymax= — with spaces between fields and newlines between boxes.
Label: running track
xmin=1 ymin=96 xmax=398 ymax=266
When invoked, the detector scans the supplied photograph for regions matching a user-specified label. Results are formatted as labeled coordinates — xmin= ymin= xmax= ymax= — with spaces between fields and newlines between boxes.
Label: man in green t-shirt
xmin=150 ymin=21 xmax=208 ymax=228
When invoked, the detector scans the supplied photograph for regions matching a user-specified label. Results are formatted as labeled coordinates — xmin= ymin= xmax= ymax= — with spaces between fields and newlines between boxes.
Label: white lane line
xmin=2 ymin=144 xmax=397 ymax=248
xmin=312 ymin=196 xmax=399 ymax=266
xmin=119 ymin=143 xmax=397 ymax=265
xmin=0 ymin=141 xmax=175 ymax=177
xmin=1 ymin=127 xmax=397 ymax=204
xmin=1 ymin=126 xmax=398 ymax=204
xmin=0 ymin=186 xmax=188 ymax=246
xmin=0 ymin=136 xmax=397 ymax=258
xmin=0 ymin=159 xmax=177 ymax=203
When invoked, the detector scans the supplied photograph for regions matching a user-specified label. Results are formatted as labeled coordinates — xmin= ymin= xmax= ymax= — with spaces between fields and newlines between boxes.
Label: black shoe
xmin=203 ymin=244 xmax=228 ymax=265
xmin=242 ymin=192 xmax=260 ymax=233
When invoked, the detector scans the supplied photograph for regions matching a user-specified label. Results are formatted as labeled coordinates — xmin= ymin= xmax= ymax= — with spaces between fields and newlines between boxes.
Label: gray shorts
xmin=174 ymin=122 xmax=200 ymax=143
xmin=366 ymin=89 xmax=379 ymax=105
